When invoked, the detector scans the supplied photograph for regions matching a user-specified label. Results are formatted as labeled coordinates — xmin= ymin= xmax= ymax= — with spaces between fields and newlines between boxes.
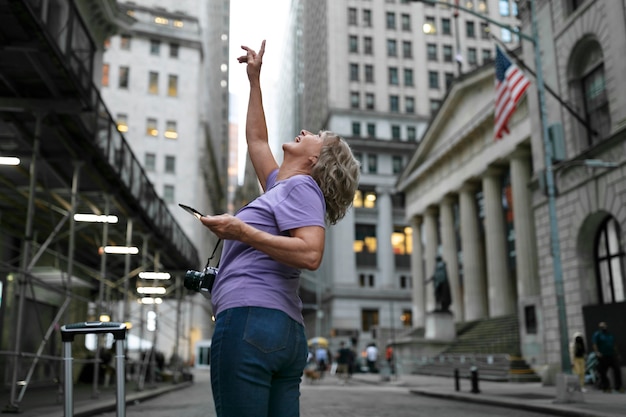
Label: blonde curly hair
xmin=310 ymin=131 xmax=360 ymax=225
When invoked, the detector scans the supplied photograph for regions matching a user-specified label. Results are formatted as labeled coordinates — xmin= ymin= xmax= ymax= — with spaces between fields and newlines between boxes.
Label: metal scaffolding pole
xmin=6 ymin=112 xmax=44 ymax=413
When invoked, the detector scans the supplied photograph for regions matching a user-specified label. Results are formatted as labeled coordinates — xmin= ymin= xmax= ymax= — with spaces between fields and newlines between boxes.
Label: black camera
xmin=184 ymin=266 xmax=218 ymax=297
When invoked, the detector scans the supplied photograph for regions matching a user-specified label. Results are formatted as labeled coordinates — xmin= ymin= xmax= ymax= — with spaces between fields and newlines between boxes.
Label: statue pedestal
xmin=424 ymin=311 xmax=455 ymax=341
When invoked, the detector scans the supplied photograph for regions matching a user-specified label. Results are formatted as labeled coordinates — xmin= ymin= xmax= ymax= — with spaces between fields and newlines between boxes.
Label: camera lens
xmin=184 ymin=270 xmax=203 ymax=291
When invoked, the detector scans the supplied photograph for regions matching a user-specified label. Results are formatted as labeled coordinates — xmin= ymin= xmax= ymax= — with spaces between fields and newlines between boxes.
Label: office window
xmin=365 ymin=93 xmax=375 ymax=110
xmin=386 ymin=12 xmax=396 ymax=29
xmin=367 ymin=123 xmax=376 ymax=137
xmin=401 ymin=13 xmax=411 ymax=31
xmin=388 ymin=67 xmax=399 ymax=85
xmin=349 ymin=35 xmax=358 ymax=53
xmin=466 ymin=21 xmax=476 ymax=38
xmin=402 ymin=41 xmax=412 ymax=58
xmin=146 ymin=118 xmax=158 ymax=136
xmin=144 ymin=153 xmax=156 ymax=171
xmin=445 ymin=72 xmax=454 ymax=90
xmin=427 ymin=43 xmax=437 ymax=61
xmin=392 ymin=156 xmax=403 ymax=174
xmin=468 ymin=48 xmax=478 ymax=66
xmin=499 ymin=0 xmax=510 ymax=16
xmin=116 ymin=113 xmax=128 ymax=132
xmin=165 ymin=120 xmax=178 ymax=139
xmin=442 ymin=18 xmax=451 ymax=35
xmin=407 ymin=126 xmax=416 ymax=141
xmin=120 ymin=34 xmax=131 ymax=50
xmin=367 ymin=154 xmax=377 ymax=173
xmin=354 ymin=152 xmax=363 ymax=172
xmin=164 ymin=155 xmax=176 ymax=173
xmin=148 ymin=71 xmax=159 ymax=94
xmin=150 ymin=39 xmax=161 ymax=55
xmin=482 ymin=49 xmax=492 ymax=63
xmin=169 ymin=43 xmax=179 ymax=58
xmin=350 ymin=92 xmax=360 ymax=109
xmin=364 ymin=37 xmax=373 ymax=55
xmin=443 ymin=45 xmax=453 ymax=62
xmin=595 ymin=216 xmax=625 ymax=303
xmin=387 ymin=39 xmax=397 ymax=57
xmin=429 ymin=71 xmax=439 ymax=89
xmin=359 ymin=274 xmax=375 ymax=288
xmin=365 ymin=65 xmax=374 ymax=83
xmin=118 ymin=66 xmax=129 ymax=89
xmin=168 ymin=75 xmax=178 ymax=97
xmin=401 ymin=309 xmax=412 ymax=327
xmin=404 ymin=68 xmax=414 ymax=86
xmin=350 ymin=63 xmax=359 ymax=81
xmin=348 ymin=7 xmax=357 ymax=25
xmin=481 ymin=22 xmax=490 ymax=39
xmin=163 ymin=185 xmax=175 ymax=204
xmin=102 ymin=64 xmax=110 ymax=87
xmin=352 ymin=122 xmax=361 ymax=137
xmin=391 ymin=125 xmax=401 ymax=139
xmin=363 ymin=9 xmax=372 ymax=27
xmin=423 ymin=16 xmax=436 ymax=34
xmin=430 ymin=99 xmax=442 ymax=116
xmin=405 ymin=96 xmax=415 ymax=114
xmin=361 ymin=309 xmax=379 ymax=332
xmin=354 ymin=191 xmax=377 ymax=209
xmin=502 ymin=28 xmax=513 ymax=43
xmin=389 ymin=95 xmax=399 ymax=112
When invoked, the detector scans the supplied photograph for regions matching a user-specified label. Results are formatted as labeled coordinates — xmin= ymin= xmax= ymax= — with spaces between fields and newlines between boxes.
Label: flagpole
xmin=412 ymin=0 xmax=571 ymax=374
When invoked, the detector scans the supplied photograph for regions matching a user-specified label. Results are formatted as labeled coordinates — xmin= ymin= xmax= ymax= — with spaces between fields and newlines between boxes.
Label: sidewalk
xmin=0 ymin=377 xmax=193 ymax=417
xmin=351 ymin=372 xmax=626 ymax=417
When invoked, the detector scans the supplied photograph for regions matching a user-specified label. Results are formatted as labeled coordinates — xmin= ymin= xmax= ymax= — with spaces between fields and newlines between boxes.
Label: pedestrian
xmin=569 ymin=331 xmax=587 ymax=391
xmin=385 ymin=344 xmax=394 ymax=374
xmin=336 ymin=341 xmax=352 ymax=383
xmin=592 ymin=321 xmax=623 ymax=393
xmin=366 ymin=343 xmax=378 ymax=373
xmin=315 ymin=345 xmax=328 ymax=377
xmin=199 ymin=40 xmax=360 ymax=417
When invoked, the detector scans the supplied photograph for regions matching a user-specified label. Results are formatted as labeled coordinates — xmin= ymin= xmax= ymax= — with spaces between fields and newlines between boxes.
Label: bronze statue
xmin=426 ymin=255 xmax=452 ymax=312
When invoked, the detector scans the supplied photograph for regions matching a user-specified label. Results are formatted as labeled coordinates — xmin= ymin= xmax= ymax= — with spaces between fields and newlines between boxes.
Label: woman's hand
xmin=237 ymin=40 xmax=265 ymax=83
xmin=200 ymin=214 xmax=245 ymax=241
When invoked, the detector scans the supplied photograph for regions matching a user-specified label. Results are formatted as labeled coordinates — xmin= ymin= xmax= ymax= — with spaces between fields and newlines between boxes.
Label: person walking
xmin=336 ymin=341 xmax=353 ymax=383
xmin=365 ymin=343 xmax=378 ymax=373
xmin=592 ymin=322 xmax=623 ymax=393
xmin=199 ymin=40 xmax=360 ymax=417
xmin=569 ymin=331 xmax=587 ymax=391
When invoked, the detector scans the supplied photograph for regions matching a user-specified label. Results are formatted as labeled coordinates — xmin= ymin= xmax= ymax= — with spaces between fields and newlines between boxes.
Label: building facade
xmin=292 ymin=0 xmax=523 ymax=353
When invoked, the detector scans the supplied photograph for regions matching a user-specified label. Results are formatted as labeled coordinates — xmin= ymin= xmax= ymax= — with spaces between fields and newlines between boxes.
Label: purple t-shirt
xmin=210 ymin=169 xmax=326 ymax=324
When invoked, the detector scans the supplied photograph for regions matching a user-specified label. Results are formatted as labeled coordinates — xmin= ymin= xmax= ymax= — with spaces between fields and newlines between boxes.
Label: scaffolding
xmin=0 ymin=0 xmax=204 ymax=412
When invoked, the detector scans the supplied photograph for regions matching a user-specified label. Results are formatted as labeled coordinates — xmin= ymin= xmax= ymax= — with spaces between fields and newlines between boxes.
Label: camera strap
xmin=204 ymin=239 xmax=222 ymax=269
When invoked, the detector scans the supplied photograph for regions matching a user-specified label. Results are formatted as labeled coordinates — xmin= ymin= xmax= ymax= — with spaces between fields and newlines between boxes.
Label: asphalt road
xmin=94 ymin=370 xmax=553 ymax=417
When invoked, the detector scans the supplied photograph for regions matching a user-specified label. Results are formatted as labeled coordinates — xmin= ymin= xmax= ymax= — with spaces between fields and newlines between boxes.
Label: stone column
xmin=440 ymin=195 xmax=464 ymax=322
xmin=423 ymin=207 xmax=439 ymax=312
xmin=376 ymin=187 xmax=394 ymax=288
xmin=410 ymin=215 xmax=425 ymax=328
xmin=459 ymin=183 xmax=488 ymax=321
xmin=482 ymin=168 xmax=516 ymax=317
xmin=510 ymin=150 xmax=540 ymax=298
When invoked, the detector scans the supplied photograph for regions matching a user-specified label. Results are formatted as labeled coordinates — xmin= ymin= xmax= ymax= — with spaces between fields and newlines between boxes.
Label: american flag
xmin=494 ymin=46 xmax=531 ymax=140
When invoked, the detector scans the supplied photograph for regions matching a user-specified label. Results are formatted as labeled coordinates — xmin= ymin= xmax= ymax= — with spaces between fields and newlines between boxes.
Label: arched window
xmin=595 ymin=217 xmax=625 ymax=303
xmin=568 ymin=38 xmax=610 ymax=149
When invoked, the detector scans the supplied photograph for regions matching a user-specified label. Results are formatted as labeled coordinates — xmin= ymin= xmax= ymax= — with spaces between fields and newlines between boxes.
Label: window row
xmin=354 ymin=223 xmax=413 ymax=256
xmin=116 ymin=114 xmax=178 ymax=139
xmin=348 ymin=7 xmax=413 ymax=31
xmin=348 ymin=36 xmax=414 ymax=59
xmin=361 ymin=308 xmax=413 ymax=332
xmin=349 ymin=92 xmax=416 ymax=114
xmin=351 ymin=123 xmax=417 ymax=143
xmin=106 ymin=34 xmax=180 ymax=58
xmin=102 ymin=65 xmax=179 ymax=96
xmin=349 ymin=64 xmax=416 ymax=87
xmin=144 ymin=153 xmax=177 ymax=174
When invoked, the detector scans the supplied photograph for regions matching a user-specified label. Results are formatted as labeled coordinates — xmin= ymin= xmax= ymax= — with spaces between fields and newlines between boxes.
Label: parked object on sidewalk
xmin=61 ymin=321 xmax=127 ymax=417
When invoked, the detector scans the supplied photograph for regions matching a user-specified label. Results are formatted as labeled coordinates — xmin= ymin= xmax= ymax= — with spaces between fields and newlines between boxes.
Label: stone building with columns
xmin=396 ymin=60 xmax=544 ymax=365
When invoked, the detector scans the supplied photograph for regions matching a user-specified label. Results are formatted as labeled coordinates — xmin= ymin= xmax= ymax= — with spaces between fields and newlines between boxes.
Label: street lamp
xmin=412 ymin=0 xmax=571 ymax=374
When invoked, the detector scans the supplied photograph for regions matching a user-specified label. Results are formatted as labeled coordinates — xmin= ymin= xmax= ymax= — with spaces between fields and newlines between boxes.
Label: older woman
xmin=199 ymin=40 xmax=360 ymax=417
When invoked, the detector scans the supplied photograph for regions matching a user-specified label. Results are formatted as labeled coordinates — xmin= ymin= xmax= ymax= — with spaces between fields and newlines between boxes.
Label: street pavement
xmin=2 ymin=368 xmax=625 ymax=417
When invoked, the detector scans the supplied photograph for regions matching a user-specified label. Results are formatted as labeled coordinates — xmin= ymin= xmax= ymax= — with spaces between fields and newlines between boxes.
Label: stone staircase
xmin=403 ymin=315 xmax=540 ymax=382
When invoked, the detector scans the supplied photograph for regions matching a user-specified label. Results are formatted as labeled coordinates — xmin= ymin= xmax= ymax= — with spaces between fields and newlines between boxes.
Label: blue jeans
xmin=210 ymin=307 xmax=308 ymax=417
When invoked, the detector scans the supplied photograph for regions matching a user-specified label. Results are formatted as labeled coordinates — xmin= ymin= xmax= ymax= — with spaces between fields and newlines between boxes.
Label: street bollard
xmin=454 ymin=368 xmax=460 ymax=391
xmin=470 ymin=366 xmax=480 ymax=394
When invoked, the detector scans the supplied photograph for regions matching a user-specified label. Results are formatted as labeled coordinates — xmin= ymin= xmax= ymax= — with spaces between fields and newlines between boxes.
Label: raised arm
xmin=237 ymin=40 xmax=278 ymax=191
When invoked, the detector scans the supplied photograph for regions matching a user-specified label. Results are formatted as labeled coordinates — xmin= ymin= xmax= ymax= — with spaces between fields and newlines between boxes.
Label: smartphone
xmin=178 ymin=203 xmax=204 ymax=220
